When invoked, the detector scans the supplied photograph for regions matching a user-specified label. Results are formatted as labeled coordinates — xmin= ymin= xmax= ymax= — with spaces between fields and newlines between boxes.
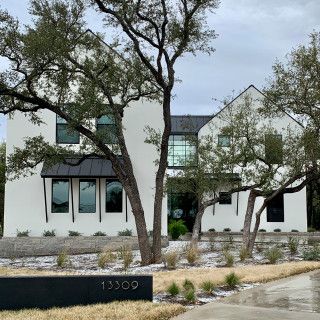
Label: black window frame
xmin=168 ymin=134 xmax=198 ymax=168
xmin=56 ymin=115 xmax=80 ymax=144
xmin=219 ymin=192 xmax=232 ymax=205
xmin=51 ymin=179 xmax=69 ymax=213
xmin=267 ymin=193 xmax=284 ymax=222
xmin=105 ymin=179 xmax=123 ymax=213
xmin=218 ymin=134 xmax=231 ymax=147
xmin=96 ymin=115 xmax=118 ymax=144
xmin=79 ymin=179 xmax=97 ymax=213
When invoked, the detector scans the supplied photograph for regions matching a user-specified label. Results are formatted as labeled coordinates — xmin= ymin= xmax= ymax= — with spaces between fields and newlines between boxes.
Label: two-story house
xmin=3 ymin=85 xmax=308 ymax=237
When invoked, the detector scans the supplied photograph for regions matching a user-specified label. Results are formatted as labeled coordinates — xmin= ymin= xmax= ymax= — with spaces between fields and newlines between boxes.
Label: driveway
xmin=173 ymin=270 xmax=320 ymax=320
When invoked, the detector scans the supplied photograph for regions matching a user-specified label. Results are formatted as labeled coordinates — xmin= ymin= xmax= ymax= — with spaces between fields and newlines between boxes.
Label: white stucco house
xmin=3 ymin=85 xmax=308 ymax=237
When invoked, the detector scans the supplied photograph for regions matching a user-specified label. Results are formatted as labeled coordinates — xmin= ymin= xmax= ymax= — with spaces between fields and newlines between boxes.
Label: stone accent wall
xmin=0 ymin=236 xmax=169 ymax=258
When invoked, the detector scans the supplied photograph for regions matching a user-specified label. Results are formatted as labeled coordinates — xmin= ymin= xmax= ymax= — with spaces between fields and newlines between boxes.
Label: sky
xmin=0 ymin=0 xmax=319 ymax=140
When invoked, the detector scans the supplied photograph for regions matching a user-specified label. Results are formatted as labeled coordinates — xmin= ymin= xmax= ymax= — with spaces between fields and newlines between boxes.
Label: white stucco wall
xmin=4 ymin=100 xmax=167 ymax=237
xmin=199 ymin=86 xmax=308 ymax=232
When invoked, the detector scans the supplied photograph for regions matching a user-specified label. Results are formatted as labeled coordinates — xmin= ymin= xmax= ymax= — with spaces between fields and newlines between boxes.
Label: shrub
xmin=273 ymin=228 xmax=281 ymax=233
xmin=185 ymin=244 xmax=200 ymax=265
xmin=183 ymin=279 xmax=195 ymax=291
xmin=303 ymin=245 xmax=320 ymax=261
xmin=223 ymin=251 xmax=234 ymax=267
xmin=256 ymin=244 xmax=263 ymax=253
xmin=258 ymin=229 xmax=266 ymax=232
xmin=200 ymin=280 xmax=215 ymax=295
xmin=68 ymin=230 xmax=81 ymax=236
xmin=288 ymin=237 xmax=299 ymax=255
xmin=223 ymin=228 xmax=231 ymax=232
xmin=291 ymin=229 xmax=299 ymax=233
xmin=208 ymin=228 xmax=215 ymax=232
xmin=16 ymin=229 xmax=30 ymax=237
xmin=163 ymin=251 xmax=179 ymax=270
xmin=239 ymin=246 xmax=249 ymax=261
xmin=228 ymin=235 xmax=234 ymax=244
xmin=240 ymin=229 xmax=243 ymax=232
xmin=93 ymin=231 xmax=106 ymax=236
xmin=222 ymin=242 xmax=230 ymax=252
xmin=167 ymin=282 xmax=180 ymax=296
xmin=264 ymin=247 xmax=283 ymax=264
xmin=184 ymin=289 xmax=196 ymax=303
xmin=57 ymin=251 xmax=70 ymax=268
xmin=98 ymin=250 xmax=117 ymax=268
xmin=208 ymin=234 xmax=215 ymax=251
xmin=308 ymin=227 xmax=317 ymax=232
xmin=43 ymin=230 xmax=56 ymax=237
xmin=118 ymin=229 xmax=133 ymax=236
xmin=225 ymin=272 xmax=240 ymax=288
xmin=117 ymin=245 xmax=133 ymax=271
xmin=168 ymin=220 xmax=188 ymax=240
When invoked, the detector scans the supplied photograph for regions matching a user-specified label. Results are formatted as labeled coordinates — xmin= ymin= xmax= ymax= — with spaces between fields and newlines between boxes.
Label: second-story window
xmin=265 ymin=134 xmax=283 ymax=164
xmin=96 ymin=115 xmax=118 ymax=144
xmin=218 ymin=135 xmax=231 ymax=147
xmin=168 ymin=135 xmax=197 ymax=167
xmin=56 ymin=115 xmax=80 ymax=144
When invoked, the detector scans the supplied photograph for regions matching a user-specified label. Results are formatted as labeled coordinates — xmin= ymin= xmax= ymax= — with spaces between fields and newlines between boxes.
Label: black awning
xmin=41 ymin=157 xmax=117 ymax=178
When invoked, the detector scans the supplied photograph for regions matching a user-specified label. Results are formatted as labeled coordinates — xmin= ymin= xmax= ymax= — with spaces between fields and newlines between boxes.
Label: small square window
xmin=96 ymin=115 xmax=118 ymax=144
xmin=219 ymin=192 xmax=232 ymax=205
xmin=218 ymin=135 xmax=231 ymax=147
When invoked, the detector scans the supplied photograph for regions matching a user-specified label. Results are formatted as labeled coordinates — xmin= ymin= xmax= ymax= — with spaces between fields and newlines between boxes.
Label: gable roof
xmin=170 ymin=115 xmax=213 ymax=134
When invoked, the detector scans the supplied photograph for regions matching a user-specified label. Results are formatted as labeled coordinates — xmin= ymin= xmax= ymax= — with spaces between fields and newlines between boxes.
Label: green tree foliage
xmin=264 ymin=31 xmax=320 ymax=232
xmin=0 ymin=142 xmax=5 ymax=235
xmin=0 ymin=0 xmax=220 ymax=264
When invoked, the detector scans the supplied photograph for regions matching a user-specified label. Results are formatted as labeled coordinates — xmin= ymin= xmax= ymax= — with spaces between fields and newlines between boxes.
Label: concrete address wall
xmin=0 ymin=236 xmax=169 ymax=258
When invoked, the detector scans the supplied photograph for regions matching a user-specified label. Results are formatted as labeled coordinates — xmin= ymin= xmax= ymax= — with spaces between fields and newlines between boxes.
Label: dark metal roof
xmin=41 ymin=157 xmax=116 ymax=178
xmin=171 ymin=115 xmax=213 ymax=134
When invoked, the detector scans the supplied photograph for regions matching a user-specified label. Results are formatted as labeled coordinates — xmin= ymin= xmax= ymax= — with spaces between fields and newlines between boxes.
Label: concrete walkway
xmin=173 ymin=270 xmax=320 ymax=320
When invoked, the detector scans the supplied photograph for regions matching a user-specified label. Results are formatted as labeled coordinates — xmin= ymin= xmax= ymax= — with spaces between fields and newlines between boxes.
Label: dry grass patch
xmin=153 ymin=261 xmax=320 ymax=292
xmin=0 ymin=267 xmax=68 ymax=276
xmin=0 ymin=301 xmax=185 ymax=320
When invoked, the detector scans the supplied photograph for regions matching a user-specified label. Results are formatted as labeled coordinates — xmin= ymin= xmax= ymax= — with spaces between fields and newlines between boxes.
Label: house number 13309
xmin=101 ymin=280 xmax=139 ymax=291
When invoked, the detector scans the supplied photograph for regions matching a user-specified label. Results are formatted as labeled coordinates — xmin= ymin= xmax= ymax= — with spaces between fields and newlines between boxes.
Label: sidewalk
xmin=173 ymin=270 xmax=320 ymax=320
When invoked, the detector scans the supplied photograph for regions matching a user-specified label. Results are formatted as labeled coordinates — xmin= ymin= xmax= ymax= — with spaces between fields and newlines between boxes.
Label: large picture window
xmin=267 ymin=194 xmax=284 ymax=222
xmin=79 ymin=179 xmax=96 ymax=213
xmin=52 ymin=179 xmax=69 ymax=213
xmin=56 ymin=115 xmax=80 ymax=144
xmin=168 ymin=135 xmax=197 ymax=167
xmin=96 ymin=115 xmax=117 ymax=144
xmin=106 ymin=180 xmax=123 ymax=212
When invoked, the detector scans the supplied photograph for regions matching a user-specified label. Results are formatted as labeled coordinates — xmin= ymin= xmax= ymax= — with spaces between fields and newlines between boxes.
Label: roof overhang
xmin=41 ymin=157 xmax=117 ymax=178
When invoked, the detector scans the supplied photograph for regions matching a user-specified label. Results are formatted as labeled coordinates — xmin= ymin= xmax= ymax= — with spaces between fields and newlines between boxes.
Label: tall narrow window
xmin=96 ymin=115 xmax=117 ymax=144
xmin=267 ymin=194 xmax=284 ymax=222
xmin=265 ymin=134 xmax=283 ymax=164
xmin=218 ymin=135 xmax=231 ymax=147
xmin=168 ymin=135 xmax=197 ymax=167
xmin=79 ymin=179 xmax=96 ymax=213
xmin=52 ymin=179 xmax=69 ymax=213
xmin=106 ymin=180 xmax=123 ymax=212
xmin=219 ymin=192 xmax=232 ymax=205
xmin=56 ymin=115 xmax=80 ymax=144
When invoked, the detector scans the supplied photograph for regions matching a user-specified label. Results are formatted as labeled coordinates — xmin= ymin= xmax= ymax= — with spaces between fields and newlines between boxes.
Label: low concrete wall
xmin=0 ymin=236 xmax=169 ymax=258
xmin=198 ymin=232 xmax=320 ymax=244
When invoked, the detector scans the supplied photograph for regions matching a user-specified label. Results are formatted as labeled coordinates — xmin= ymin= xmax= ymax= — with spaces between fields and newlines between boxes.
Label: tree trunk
xmin=242 ymin=190 xmax=257 ymax=251
xmin=191 ymin=205 xmax=205 ymax=247
xmin=125 ymin=185 xmax=152 ymax=265
xmin=152 ymin=90 xmax=171 ymax=263
xmin=248 ymin=212 xmax=261 ymax=255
